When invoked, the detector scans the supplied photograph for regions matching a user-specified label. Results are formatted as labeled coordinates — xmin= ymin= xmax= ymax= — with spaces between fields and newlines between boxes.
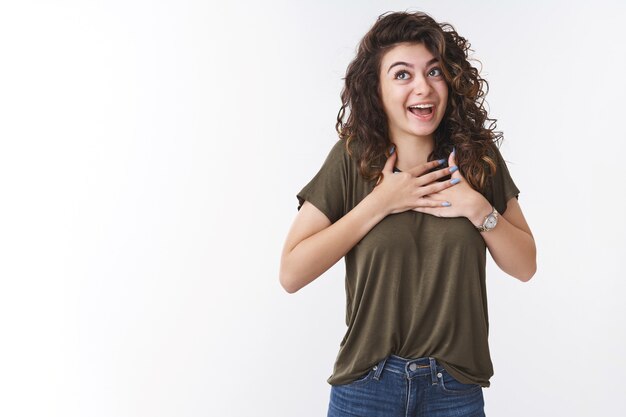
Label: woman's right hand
xmin=371 ymin=149 xmax=460 ymax=216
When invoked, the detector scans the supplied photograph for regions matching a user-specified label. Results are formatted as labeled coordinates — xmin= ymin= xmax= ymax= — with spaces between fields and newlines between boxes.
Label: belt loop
xmin=372 ymin=356 xmax=388 ymax=380
xmin=429 ymin=357 xmax=438 ymax=385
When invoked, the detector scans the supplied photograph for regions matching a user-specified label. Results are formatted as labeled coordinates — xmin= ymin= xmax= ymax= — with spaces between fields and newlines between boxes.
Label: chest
xmin=352 ymin=211 xmax=485 ymax=258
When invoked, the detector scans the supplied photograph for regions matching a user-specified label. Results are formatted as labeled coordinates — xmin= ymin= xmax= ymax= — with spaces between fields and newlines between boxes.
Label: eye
xmin=393 ymin=69 xmax=410 ymax=80
xmin=429 ymin=67 xmax=443 ymax=77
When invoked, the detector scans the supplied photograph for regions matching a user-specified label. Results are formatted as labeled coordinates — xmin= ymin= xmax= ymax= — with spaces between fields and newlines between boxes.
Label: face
xmin=379 ymin=42 xmax=448 ymax=144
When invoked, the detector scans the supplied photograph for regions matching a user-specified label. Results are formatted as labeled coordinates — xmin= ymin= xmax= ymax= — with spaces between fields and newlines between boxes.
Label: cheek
xmin=438 ymin=91 xmax=448 ymax=116
xmin=379 ymin=86 xmax=392 ymax=112
xmin=441 ymin=86 xmax=449 ymax=108
xmin=383 ymin=92 xmax=403 ymax=115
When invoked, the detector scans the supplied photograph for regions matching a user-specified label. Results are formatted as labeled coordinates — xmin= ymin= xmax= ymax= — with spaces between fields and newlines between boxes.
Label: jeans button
xmin=409 ymin=363 xmax=417 ymax=371
xmin=373 ymin=365 xmax=377 ymax=370
xmin=437 ymin=372 xmax=442 ymax=378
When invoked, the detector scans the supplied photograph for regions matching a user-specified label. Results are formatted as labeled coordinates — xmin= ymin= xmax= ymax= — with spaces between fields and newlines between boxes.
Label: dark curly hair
xmin=336 ymin=10 xmax=503 ymax=192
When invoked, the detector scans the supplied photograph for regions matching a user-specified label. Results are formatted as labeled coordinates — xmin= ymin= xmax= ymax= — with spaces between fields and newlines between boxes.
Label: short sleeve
xmin=296 ymin=140 xmax=350 ymax=224
xmin=487 ymin=145 xmax=520 ymax=215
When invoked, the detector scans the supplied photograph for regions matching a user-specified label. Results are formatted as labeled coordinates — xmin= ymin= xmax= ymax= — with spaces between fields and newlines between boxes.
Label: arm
xmin=280 ymin=150 xmax=459 ymax=293
xmin=468 ymin=196 xmax=537 ymax=282
xmin=413 ymin=149 xmax=537 ymax=282
xmin=279 ymin=194 xmax=387 ymax=294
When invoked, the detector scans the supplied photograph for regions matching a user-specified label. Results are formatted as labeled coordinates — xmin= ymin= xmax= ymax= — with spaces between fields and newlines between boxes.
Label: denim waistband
xmin=370 ymin=354 xmax=445 ymax=385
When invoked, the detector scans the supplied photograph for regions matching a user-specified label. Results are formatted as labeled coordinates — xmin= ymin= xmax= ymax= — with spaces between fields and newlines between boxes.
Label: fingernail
xmin=441 ymin=202 xmax=451 ymax=207
xmin=452 ymin=146 xmax=456 ymax=155
xmin=437 ymin=158 xmax=446 ymax=165
xmin=450 ymin=178 xmax=461 ymax=185
xmin=449 ymin=165 xmax=458 ymax=173
xmin=389 ymin=145 xmax=395 ymax=155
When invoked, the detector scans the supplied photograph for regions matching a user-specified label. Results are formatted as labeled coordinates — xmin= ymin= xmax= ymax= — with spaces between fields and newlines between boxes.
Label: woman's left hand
xmin=412 ymin=148 xmax=493 ymax=226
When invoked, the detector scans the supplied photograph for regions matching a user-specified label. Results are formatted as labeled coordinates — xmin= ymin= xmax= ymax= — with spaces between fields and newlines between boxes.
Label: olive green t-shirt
xmin=296 ymin=139 xmax=520 ymax=387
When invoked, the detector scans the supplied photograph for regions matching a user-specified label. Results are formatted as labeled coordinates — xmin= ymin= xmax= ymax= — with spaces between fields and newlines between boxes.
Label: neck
xmin=391 ymin=134 xmax=435 ymax=171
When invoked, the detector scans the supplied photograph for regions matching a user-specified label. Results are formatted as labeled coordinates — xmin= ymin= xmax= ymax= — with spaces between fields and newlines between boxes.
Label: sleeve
xmin=296 ymin=140 xmax=350 ymax=224
xmin=487 ymin=145 xmax=520 ymax=215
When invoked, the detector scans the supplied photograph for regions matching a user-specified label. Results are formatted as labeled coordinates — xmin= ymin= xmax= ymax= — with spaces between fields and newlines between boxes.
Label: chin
xmin=408 ymin=127 xmax=438 ymax=137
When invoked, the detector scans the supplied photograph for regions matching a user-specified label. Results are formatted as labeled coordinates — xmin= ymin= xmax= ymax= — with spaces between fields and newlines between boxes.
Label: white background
xmin=0 ymin=1 xmax=624 ymax=416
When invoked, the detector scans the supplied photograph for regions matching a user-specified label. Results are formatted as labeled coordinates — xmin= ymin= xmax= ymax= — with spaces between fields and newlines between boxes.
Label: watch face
xmin=485 ymin=214 xmax=498 ymax=229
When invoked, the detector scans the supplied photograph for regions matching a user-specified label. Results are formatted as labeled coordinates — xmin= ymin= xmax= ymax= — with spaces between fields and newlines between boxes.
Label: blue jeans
xmin=327 ymin=354 xmax=485 ymax=417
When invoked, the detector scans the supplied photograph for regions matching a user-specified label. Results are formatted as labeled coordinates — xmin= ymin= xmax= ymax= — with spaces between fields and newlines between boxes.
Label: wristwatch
xmin=476 ymin=206 xmax=499 ymax=232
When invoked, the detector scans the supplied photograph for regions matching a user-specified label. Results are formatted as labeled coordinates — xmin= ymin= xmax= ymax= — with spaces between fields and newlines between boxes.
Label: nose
xmin=412 ymin=73 xmax=432 ymax=96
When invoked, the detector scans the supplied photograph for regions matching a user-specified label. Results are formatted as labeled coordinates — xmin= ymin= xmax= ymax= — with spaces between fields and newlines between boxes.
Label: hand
xmin=412 ymin=148 xmax=492 ymax=224
xmin=372 ymin=147 xmax=461 ymax=216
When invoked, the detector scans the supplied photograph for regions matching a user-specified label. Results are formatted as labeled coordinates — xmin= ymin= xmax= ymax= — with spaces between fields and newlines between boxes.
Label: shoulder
xmin=318 ymin=139 xmax=354 ymax=170
xmin=483 ymin=141 xmax=520 ymax=213
xmin=485 ymin=142 xmax=512 ymax=174
xmin=321 ymin=139 xmax=376 ymax=187
xmin=328 ymin=139 xmax=351 ymax=159
xmin=486 ymin=141 xmax=504 ymax=162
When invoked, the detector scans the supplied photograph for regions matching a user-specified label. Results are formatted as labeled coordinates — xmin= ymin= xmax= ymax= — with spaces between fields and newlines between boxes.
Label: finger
xmin=448 ymin=146 xmax=461 ymax=179
xmin=381 ymin=145 xmax=398 ymax=173
xmin=415 ymin=164 xmax=460 ymax=186
xmin=406 ymin=158 xmax=446 ymax=177
xmin=412 ymin=206 xmax=442 ymax=217
xmin=421 ymin=176 xmax=461 ymax=196
xmin=415 ymin=198 xmax=452 ymax=208
xmin=448 ymin=146 xmax=456 ymax=167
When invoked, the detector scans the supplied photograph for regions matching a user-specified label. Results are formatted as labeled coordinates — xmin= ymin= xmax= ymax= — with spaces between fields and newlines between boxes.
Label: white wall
xmin=0 ymin=0 xmax=624 ymax=416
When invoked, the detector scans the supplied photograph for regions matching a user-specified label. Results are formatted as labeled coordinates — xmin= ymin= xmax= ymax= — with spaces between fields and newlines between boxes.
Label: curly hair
xmin=336 ymin=10 xmax=503 ymax=192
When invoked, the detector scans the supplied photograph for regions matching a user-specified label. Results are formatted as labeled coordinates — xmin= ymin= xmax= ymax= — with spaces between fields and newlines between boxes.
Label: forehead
xmin=380 ymin=42 xmax=437 ymax=68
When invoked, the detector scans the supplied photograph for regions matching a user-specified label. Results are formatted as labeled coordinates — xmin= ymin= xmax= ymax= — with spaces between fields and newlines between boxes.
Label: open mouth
xmin=408 ymin=105 xmax=434 ymax=116
xmin=407 ymin=104 xmax=435 ymax=120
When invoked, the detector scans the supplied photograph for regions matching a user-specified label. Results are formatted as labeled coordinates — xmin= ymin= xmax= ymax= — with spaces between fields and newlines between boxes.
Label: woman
xmin=279 ymin=10 xmax=536 ymax=417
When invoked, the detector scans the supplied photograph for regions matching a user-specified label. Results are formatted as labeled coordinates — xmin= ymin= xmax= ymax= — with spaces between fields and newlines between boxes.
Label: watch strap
xmin=476 ymin=206 xmax=499 ymax=232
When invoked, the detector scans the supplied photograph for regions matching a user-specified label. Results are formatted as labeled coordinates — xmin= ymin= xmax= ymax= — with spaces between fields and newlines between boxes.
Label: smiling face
xmin=379 ymin=42 xmax=448 ymax=145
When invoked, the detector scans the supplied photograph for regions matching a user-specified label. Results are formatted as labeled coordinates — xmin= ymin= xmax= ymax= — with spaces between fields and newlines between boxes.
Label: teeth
xmin=409 ymin=104 xmax=434 ymax=109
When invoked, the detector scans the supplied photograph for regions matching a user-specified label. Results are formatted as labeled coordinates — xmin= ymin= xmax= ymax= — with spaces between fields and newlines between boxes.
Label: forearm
xmin=469 ymin=200 xmax=537 ymax=282
xmin=281 ymin=193 xmax=388 ymax=293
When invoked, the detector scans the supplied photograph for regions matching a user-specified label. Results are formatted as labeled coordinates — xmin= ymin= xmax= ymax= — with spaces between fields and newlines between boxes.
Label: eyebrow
xmin=387 ymin=58 xmax=440 ymax=74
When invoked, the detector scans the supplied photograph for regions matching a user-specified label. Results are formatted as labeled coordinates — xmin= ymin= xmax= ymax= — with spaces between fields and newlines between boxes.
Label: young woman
xmin=280 ymin=10 xmax=536 ymax=417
